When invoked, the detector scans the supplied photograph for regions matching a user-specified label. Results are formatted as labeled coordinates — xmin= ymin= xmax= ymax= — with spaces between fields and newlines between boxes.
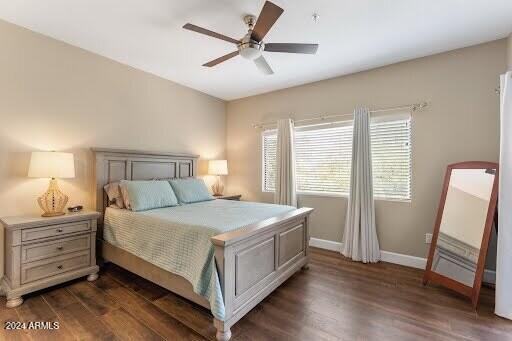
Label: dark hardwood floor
xmin=1 ymin=248 xmax=511 ymax=340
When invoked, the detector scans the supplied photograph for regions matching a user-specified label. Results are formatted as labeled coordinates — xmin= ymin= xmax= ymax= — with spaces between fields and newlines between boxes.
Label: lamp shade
xmin=28 ymin=152 xmax=75 ymax=179
xmin=208 ymin=160 xmax=228 ymax=175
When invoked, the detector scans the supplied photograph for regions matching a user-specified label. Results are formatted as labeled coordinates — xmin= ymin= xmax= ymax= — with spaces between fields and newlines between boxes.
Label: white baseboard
xmin=309 ymin=237 xmax=426 ymax=269
xmin=309 ymin=238 xmax=343 ymax=252
xmin=309 ymin=238 xmax=497 ymax=281
xmin=380 ymin=250 xmax=427 ymax=269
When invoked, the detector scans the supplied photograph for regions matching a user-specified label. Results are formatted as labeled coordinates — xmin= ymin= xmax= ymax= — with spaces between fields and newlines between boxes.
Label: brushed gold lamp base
xmin=212 ymin=176 xmax=225 ymax=196
xmin=37 ymin=178 xmax=68 ymax=217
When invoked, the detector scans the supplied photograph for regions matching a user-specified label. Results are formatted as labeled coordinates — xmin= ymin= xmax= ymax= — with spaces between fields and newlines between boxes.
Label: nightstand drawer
xmin=21 ymin=234 xmax=91 ymax=263
xmin=22 ymin=221 xmax=90 ymax=242
xmin=21 ymin=250 xmax=90 ymax=284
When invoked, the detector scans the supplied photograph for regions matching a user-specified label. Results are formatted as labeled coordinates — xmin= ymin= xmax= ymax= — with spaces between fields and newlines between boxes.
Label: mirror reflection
xmin=432 ymin=168 xmax=495 ymax=286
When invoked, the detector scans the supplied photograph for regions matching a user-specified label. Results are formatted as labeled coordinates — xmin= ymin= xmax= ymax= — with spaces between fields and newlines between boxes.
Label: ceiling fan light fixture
xmin=238 ymin=41 xmax=264 ymax=60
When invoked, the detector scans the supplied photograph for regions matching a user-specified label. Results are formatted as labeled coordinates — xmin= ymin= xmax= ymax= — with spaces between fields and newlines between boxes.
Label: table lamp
xmin=28 ymin=151 xmax=75 ymax=217
xmin=208 ymin=160 xmax=228 ymax=196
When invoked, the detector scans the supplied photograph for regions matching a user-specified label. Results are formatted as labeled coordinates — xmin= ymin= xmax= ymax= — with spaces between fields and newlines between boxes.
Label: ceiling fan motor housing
xmin=238 ymin=32 xmax=264 ymax=60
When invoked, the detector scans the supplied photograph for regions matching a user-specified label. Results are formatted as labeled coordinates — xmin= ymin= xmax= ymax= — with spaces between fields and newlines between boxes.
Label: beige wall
xmin=226 ymin=39 xmax=506 ymax=259
xmin=0 ymin=20 xmax=226 ymax=274
xmin=508 ymin=33 xmax=512 ymax=69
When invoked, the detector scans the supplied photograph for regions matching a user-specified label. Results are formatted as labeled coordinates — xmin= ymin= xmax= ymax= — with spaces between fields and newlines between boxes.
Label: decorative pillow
xmin=169 ymin=178 xmax=214 ymax=204
xmin=118 ymin=181 xmax=131 ymax=210
xmin=120 ymin=180 xmax=178 ymax=211
xmin=104 ymin=182 xmax=125 ymax=209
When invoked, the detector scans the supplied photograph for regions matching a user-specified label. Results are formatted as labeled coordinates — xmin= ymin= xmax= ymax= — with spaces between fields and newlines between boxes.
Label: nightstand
xmin=1 ymin=211 xmax=100 ymax=308
xmin=214 ymin=194 xmax=242 ymax=201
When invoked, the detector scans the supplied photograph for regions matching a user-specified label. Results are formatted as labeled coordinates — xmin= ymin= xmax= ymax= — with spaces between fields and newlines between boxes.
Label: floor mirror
xmin=423 ymin=161 xmax=499 ymax=308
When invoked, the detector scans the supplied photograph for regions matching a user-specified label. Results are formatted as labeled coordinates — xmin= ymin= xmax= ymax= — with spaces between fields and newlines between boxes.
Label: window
xmin=262 ymin=116 xmax=412 ymax=201
xmin=370 ymin=118 xmax=412 ymax=200
xmin=262 ymin=132 xmax=277 ymax=192
xmin=295 ymin=123 xmax=353 ymax=194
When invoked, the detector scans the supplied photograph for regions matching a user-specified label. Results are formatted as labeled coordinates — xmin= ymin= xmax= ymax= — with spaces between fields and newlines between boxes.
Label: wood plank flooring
xmin=1 ymin=248 xmax=511 ymax=340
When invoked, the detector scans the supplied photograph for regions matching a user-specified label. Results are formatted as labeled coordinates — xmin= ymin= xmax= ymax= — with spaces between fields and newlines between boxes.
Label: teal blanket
xmin=103 ymin=199 xmax=295 ymax=321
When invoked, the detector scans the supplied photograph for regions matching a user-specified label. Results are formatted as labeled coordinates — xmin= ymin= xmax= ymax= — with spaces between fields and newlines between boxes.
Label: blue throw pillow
xmin=169 ymin=178 xmax=214 ymax=204
xmin=121 ymin=180 xmax=178 ymax=211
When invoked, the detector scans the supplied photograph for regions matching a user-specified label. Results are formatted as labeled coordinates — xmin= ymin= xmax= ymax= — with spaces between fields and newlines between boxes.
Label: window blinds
xmin=262 ymin=131 xmax=277 ymax=192
xmin=370 ymin=118 xmax=411 ymax=200
xmin=262 ymin=116 xmax=412 ymax=201
xmin=295 ymin=123 xmax=353 ymax=194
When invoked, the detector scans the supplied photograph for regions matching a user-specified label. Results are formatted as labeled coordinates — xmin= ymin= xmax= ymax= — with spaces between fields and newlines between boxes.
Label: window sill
xmin=298 ymin=191 xmax=348 ymax=199
xmin=263 ymin=189 xmax=345 ymax=198
xmin=262 ymin=190 xmax=411 ymax=203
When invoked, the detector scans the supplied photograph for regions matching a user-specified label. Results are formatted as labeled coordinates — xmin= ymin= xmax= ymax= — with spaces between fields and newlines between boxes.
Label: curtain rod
xmin=252 ymin=101 xmax=429 ymax=129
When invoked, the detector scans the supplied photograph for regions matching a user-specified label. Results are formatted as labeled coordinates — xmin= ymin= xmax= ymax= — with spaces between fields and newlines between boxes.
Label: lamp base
xmin=37 ymin=178 xmax=69 ymax=217
xmin=212 ymin=176 xmax=224 ymax=197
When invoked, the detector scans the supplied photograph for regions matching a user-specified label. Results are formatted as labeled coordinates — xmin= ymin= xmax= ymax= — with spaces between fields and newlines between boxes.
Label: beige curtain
xmin=275 ymin=118 xmax=297 ymax=207
xmin=342 ymin=106 xmax=380 ymax=263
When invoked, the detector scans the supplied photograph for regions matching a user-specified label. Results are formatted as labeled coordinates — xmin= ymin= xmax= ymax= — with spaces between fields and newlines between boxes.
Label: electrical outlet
xmin=425 ymin=233 xmax=433 ymax=244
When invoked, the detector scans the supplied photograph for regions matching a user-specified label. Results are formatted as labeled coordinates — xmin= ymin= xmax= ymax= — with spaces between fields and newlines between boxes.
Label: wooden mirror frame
xmin=423 ymin=161 xmax=499 ymax=308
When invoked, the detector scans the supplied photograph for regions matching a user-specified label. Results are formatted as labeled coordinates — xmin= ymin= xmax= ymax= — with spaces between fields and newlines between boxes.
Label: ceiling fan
xmin=183 ymin=1 xmax=319 ymax=75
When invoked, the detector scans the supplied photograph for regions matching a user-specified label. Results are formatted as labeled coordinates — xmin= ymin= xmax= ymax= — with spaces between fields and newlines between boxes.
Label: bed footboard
xmin=211 ymin=207 xmax=313 ymax=340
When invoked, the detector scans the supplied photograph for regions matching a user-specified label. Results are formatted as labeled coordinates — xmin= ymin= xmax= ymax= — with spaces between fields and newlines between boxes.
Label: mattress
xmin=103 ymin=199 xmax=295 ymax=321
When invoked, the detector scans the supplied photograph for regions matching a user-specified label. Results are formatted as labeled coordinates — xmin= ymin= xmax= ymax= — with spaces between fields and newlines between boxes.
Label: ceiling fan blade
xmin=202 ymin=51 xmax=239 ymax=67
xmin=264 ymin=43 xmax=319 ymax=54
xmin=251 ymin=1 xmax=284 ymax=42
xmin=254 ymin=55 xmax=274 ymax=75
xmin=183 ymin=23 xmax=239 ymax=44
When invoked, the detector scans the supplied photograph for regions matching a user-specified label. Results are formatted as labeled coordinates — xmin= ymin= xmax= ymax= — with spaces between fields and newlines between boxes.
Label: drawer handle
xmin=57 ymin=265 xmax=63 ymax=270
xmin=56 ymin=228 xmax=63 ymax=233
xmin=56 ymin=246 xmax=63 ymax=251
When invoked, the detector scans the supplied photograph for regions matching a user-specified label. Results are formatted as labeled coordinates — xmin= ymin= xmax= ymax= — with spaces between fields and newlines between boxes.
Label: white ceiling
xmin=1 ymin=0 xmax=511 ymax=100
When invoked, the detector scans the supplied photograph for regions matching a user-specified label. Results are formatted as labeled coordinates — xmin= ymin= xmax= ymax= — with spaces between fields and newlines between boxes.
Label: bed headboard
xmin=92 ymin=148 xmax=199 ymax=217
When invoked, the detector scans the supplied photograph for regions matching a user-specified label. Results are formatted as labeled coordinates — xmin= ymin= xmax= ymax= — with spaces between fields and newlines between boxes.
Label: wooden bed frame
xmin=92 ymin=148 xmax=313 ymax=340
